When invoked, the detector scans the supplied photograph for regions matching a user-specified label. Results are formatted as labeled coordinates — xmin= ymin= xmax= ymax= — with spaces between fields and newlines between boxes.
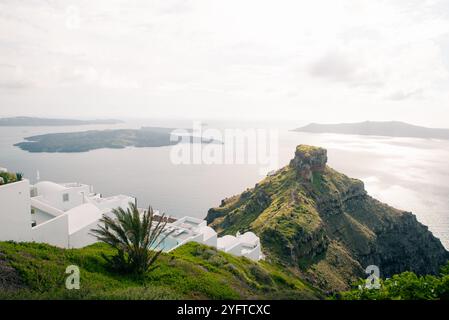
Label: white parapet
xmin=31 ymin=214 xmax=69 ymax=247
xmin=0 ymin=179 xmax=32 ymax=242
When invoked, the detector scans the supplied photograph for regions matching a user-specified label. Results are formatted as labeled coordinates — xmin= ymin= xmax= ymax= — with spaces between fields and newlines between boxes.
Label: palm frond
xmin=90 ymin=202 xmax=172 ymax=275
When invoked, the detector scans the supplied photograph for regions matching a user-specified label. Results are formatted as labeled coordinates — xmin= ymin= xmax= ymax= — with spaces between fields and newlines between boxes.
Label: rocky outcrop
xmin=207 ymin=145 xmax=449 ymax=292
xmin=290 ymin=145 xmax=327 ymax=182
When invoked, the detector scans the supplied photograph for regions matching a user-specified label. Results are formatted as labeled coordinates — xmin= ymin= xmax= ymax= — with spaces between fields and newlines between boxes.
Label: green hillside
xmin=0 ymin=241 xmax=320 ymax=300
xmin=207 ymin=145 xmax=448 ymax=292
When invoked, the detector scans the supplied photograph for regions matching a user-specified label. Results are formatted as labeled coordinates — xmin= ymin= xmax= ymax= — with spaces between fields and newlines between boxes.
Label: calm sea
xmin=1 ymin=119 xmax=448 ymax=249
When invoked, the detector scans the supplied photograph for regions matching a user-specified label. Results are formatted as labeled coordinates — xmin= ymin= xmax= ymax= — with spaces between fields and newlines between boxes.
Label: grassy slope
xmin=0 ymin=241 xmax=320 ymax=300
xmin=208 ymin=165 xmax=363 ymax=291
xmin=207 ymin=156 xmax=448 ymax=292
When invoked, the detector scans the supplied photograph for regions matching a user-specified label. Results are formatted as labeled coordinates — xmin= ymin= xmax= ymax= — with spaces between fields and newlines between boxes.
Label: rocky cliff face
xmin=290 ymin=145 xmax=327 ymax=182
xmin=207 ymin=145 xmax=448 ymax=292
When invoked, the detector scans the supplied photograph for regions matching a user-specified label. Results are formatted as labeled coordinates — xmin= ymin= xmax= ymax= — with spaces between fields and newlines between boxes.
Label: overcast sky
xmin=1 ymin=0 xmax=449 ymax=126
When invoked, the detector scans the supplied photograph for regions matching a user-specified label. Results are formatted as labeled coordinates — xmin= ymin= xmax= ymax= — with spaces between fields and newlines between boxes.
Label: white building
xmin=217 ymin=232 xmax=262 ymax=261
xmin=0 ymin=172 xmax=135 ymax=248
xmin=0 ymin=171 xmax=263 ymax=261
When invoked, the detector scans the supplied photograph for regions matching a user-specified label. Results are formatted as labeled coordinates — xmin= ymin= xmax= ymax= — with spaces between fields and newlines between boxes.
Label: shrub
xmin=16 ymin=172 xmax=23 ymax=181
xmin=335 ymin=262 xmax=449 ymax=300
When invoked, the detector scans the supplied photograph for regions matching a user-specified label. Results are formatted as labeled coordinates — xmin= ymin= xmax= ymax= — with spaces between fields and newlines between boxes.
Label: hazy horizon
xmin=3 ymin=115 xmax=449 ymax=132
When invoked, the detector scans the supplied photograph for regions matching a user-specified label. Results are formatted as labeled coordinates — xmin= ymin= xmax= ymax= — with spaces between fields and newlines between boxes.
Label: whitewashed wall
xmin=203 ymin=234 xmax=218 ymax=247
xmin=31 ymin=214 xmax=69 ymax=247
xmin=69 ymin=220 xmax=101 ymax=248
xmin=242 ymin=245 xmax=262 ymax=261
xmin=0 ymin=180 xmax=32 ymax=242
xmin=32 ymin=208 xmax=55 ymax=225
xmin=226 ymin=243 xmax=243 ymax=256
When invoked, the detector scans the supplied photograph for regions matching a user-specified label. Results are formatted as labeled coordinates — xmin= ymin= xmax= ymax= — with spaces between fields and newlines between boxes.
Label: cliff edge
xmin=207 ymin=145 xmax=449 ymax=292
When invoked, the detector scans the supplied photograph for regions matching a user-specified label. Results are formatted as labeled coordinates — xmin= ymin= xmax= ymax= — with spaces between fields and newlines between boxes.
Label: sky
xmin=1 ymin=0 xmax=449 ymax=126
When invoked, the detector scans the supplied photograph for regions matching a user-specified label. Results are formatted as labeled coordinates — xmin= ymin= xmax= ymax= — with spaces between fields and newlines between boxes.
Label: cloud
xmin=156 ymin=0 xmax=194 ymax=15
xmin=0 ymin=79 xmax=33 ymax=89
xmin=0 ymin=0 xmax=449 ymax=124
xmin=57 ymin=66 xmax=141 ymax=89
xmin=386 ymin=89 xmax=424 ymax=101
xmin=308 ymin=51 xmax=357 ymax=81
xmin=307 ymin=50 xmax=384 ymax=88
xmin=0 ymin=64 xmax=35 ymax=89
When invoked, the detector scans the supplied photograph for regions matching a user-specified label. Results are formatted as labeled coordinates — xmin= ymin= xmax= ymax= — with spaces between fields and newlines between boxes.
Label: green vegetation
xmin=0 ymin=240 xmax=446 ymax=300
xmin=335 ymin=263 xmax=449 ymax=300
xmin=0 ymin=171 xmax=23 ymax=186
xmin=91 ymin=204 xmax=170 ymax=275
xmin=207 ymin=145 xmax=449 ymax=293
xmin=311 ymin=171 xmax=324 ymax=191
xmin=0 ymin=241 xmax=320 ymax=300
xmin=296 ymin=144 xmax=320 ymax=156
xmin=14 ymin=127 xmax=179 ymax=153
xmin=14 ymin=127 xmax=220 ymax=153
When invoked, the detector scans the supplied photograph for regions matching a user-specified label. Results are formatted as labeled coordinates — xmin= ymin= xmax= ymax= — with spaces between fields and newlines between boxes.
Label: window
xmin=63 ymin=193 xmax=69 ymax=202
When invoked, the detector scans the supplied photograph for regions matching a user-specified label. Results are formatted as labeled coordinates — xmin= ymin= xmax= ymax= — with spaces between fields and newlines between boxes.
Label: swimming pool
xmin=151 ymin=235 xmax=180 ymax=252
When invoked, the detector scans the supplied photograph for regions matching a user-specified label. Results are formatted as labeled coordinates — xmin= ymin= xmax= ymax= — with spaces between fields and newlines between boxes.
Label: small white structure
xmin=0 ymin=175 xmax=263 ymax=261
xmin=217 ymin=232 xmax=262 ymax=261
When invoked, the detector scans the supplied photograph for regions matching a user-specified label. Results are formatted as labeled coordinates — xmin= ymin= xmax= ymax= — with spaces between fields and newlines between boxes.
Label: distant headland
xmin=293 ymin=121 xmax=449 ymax=140
xmin=0 ymin=116 xmax=123 ymax=126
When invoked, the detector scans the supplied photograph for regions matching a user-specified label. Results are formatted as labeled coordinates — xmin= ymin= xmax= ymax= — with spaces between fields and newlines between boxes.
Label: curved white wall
xmin=0 ymin=180 xmax=32 ymax=242
xmin=69 ymin=220 xmax=100 ymax=248
xmin=31 ymin=214 xmax=69 ymax=247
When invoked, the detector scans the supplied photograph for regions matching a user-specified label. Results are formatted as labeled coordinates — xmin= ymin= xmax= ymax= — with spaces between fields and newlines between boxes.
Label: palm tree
xmin=91 ymin=202 xmax=172 ymax=275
